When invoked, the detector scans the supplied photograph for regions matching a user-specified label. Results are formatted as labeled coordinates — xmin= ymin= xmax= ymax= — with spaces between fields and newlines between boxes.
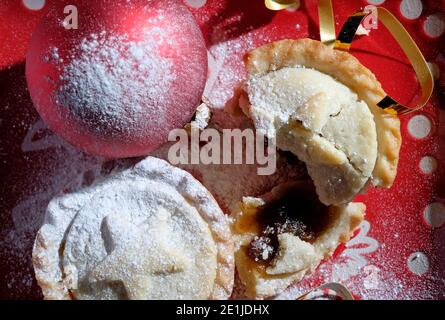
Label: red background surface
xmin=0 ymin=0 xmax=444 ymax=299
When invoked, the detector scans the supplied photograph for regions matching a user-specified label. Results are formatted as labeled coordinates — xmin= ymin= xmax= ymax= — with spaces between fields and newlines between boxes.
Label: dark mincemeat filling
xmin=247 ymin=186 xmax=331 ymax=265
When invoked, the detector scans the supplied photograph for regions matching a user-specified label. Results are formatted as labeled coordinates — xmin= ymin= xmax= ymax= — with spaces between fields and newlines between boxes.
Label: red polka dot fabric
xmin=0 ymin=0 xmax=443 ymax=299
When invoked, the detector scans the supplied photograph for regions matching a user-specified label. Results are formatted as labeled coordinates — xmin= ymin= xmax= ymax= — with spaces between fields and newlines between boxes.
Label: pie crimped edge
xmin=244 ymin=38 xmax=401 ymax=188
xmin=231 ymin=181 xmax=365 ymax=299
xmin=32 ymin=156 xmax=234 ymax=300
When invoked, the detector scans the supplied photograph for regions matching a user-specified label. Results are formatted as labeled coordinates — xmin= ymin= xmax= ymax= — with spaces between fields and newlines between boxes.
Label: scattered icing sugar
xmin=204 ymin=31 xmax=270 ymax=110
xmin=34 ymin=157 xmax=230 ymax=300
xmin=55 ymin=30 xmax=176 ymax=137
xmin=250 ymin=235 xmax=274 ymax=262
xmin=2 ymin=3 xmax=443 ymax=299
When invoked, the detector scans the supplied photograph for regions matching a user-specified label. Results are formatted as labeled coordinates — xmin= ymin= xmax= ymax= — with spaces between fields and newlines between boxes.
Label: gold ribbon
xmin=317 ymin=0 xmax=336 ymax=47
xmin=334 ymin=11 xmax=368 ymax=51
xmin=264 ymin=0 xmax=299 ymax=10
xmin=265 ymin=0 xmax=434 ymax=115
xmin=259 ymin=1 xmax=430 ymax=297
xmin=332 ymin=7 xmax=434 ymax=115
xmin=265 ymin=0 xmax=335 ymax=45
xmin=297 ymin=283 xmax=355 ymax=300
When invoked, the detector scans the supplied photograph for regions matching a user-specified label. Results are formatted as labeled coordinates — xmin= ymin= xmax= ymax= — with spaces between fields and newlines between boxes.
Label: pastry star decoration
xmin=89 ymin=210 xmax=189 ymax=299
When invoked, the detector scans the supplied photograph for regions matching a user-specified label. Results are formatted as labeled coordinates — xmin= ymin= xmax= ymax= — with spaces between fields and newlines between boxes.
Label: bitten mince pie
xmin=33 ymin=157 xmax=234 ymax=300
xmin=240 ymin=39 xmax=402 ymax=205
xmin=231 ymin=181 xmax=365 ymax=299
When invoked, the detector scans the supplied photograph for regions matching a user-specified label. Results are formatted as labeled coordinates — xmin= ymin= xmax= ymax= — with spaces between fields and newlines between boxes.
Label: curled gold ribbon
xmin=265 ymin=0 xmax=434 ymax=115
xmin=333 ymin=7 xmax=434 ymax=115
xmin=264 ymin=0 xmax=299 ymax=11
xmin=334 ymin=11 xmax=368 ymax=51
xmin=317 ymin=0 xmax=336 ymax=47
xmin=297 ymin=283 xmax=355 ymax=300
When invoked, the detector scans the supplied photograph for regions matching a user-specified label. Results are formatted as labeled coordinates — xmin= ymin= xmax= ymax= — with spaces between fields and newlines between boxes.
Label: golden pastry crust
xmin=33 ymin=157 xmax=234 ymax=300
xmin=33 ymin=231 xmax=71 ymax=300
xmin=231 ymin=182 xmax=365 ymax=299
xmin=244 ymin=38 xmax=401 ymax=188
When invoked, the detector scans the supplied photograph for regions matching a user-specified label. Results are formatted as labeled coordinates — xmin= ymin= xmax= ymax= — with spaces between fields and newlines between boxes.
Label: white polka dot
xmin=184 ymin=0 xmax=207 ymax=9
xmin=427 ymin=62 xmax=440 ymax=81
xmin=419 ymin=156 xmax=437 ymax=174
xmin=407 ymin=252 xmax=429 ymax=276
xmin=408 ymin=115 xmax=432 ymax=139
xmin=367 ymin=0 xmax=385 ymax=4
xmin=424 ymin=202 xmax=445 ymax=228
xmin=22 ymin=0 xmax=45 ymax=11
xmin=400 ymin=0 xmax=423 ymax=20
xmin=424 ymin=13 xmax=445 ymax=38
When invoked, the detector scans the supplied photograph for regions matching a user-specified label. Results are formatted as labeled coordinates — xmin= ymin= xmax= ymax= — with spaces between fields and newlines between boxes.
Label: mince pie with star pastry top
xmin=231 ymin=181 xmax=365 ymax=299
xmin=33 ymin=157 xmax=234 ymax=300
xmin=240 ymin=38 xmax=402 ymax=205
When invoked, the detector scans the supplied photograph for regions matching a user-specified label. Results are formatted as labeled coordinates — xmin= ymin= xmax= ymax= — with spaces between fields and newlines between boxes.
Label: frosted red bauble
xmin=26 ymin=0 xmax=207 ymax=158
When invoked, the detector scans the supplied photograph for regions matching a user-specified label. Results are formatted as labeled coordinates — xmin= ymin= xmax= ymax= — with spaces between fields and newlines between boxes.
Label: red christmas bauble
xmin=26 ymin=0 xmax=207 ymax=158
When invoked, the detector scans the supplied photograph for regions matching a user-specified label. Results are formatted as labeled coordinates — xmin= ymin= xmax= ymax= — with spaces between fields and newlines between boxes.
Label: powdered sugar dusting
xmin=34 ymin=157 xmax=233 ymax=300
xmin=55 ymin=30 xmax=176 ymax=137
xmin=2 ymin=0 xmax=444 ymax=300
xmin=25 ymin=0 xmax=208 ymax=157
xmin=204 ymin=31 xmax=271 ymax=110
